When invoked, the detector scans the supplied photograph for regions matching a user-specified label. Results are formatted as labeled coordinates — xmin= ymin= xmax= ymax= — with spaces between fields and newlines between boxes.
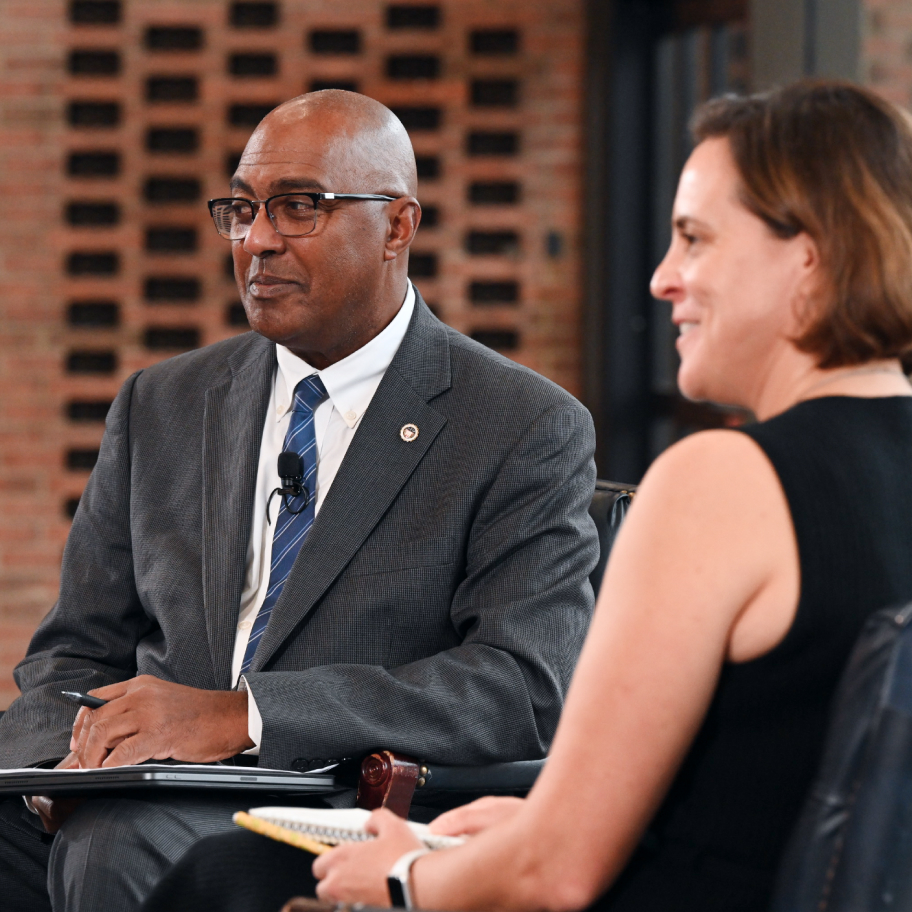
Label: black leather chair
xmin=772 ymin=601 xmax=912 ymax=912
xmin=357 ymin=479 xmax=637 ymax=814
xmin=587 ymin=479 xmax=636 ymax=597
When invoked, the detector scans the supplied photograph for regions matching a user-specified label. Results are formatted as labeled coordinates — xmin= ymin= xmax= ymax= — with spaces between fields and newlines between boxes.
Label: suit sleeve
xmin=0 ymin=372 xmax=147 ymax=768
xmin=247 ymin=402 xmax=599 ymax=768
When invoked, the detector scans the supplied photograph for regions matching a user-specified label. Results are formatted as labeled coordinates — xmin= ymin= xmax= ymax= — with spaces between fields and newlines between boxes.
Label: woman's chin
xmin=676 ymin=366 xmax=708 ymax=403
xmin=677 ymin=368 xmax=731 ymax=407
xmin=677 ymin=372 xmax=746 ymax=412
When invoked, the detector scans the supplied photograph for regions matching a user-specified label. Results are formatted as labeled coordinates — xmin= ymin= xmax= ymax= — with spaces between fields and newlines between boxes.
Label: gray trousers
xmin=0 ymin=791 xmax=348 ymax=912
xmin=1 ymin=795 xmax=250 ymax=912
xmin=51 ymin=795 xmax=255 ymax=911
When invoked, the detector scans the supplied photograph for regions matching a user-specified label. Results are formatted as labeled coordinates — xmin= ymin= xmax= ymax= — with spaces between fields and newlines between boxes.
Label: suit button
xmin=291 ymin=759 xmax=311 ymax=772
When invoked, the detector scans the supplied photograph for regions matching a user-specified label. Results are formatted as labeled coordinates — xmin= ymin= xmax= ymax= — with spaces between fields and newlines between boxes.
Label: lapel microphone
xmin=266 ymin=451 xmax=309 ymax=524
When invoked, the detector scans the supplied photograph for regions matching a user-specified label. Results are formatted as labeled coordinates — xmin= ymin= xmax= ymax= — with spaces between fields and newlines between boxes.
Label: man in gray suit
xmin=0 ymin=91 xmax=597 ymax=911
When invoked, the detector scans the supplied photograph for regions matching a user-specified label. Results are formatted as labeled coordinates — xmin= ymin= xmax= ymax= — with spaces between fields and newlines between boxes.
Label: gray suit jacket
xmin=0 ymin=298 xmax=598 ymax=772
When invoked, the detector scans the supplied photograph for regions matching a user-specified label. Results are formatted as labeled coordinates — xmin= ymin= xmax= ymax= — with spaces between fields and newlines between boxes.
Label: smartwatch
xmin=387 ymin=847 xmax=431 ymax=909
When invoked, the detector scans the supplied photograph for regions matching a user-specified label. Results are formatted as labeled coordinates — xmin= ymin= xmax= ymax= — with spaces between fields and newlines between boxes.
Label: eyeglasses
xmin=207 ymin=192 xmax=397 ymax=240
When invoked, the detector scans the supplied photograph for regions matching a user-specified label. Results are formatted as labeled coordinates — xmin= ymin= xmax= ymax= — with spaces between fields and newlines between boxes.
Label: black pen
xmin=61 ymin=691 xmax=108 ymax=709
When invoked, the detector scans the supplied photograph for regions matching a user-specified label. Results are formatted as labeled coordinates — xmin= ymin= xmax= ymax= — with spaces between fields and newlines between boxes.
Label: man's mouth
xmin=248 ymin=275 xmax=298 ymax=296
xmin=249 ymin=275 xmax=295 ymax=286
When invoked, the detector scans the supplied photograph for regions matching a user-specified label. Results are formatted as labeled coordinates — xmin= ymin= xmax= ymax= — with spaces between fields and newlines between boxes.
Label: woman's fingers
xmin=429 ymin=795 xmax=525 ymax=835
xmin=365 ymin=807 xmax=416 ymax=836
xmin=314 ymin=810 xmax=425 ymax=906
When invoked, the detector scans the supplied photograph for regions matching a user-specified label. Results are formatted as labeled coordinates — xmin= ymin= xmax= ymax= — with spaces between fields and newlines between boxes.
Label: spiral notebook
xmin=234 ymin=806 xmax=466 ymax=854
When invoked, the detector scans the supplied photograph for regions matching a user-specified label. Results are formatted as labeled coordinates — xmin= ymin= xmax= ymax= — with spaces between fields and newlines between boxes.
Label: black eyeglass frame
xmin=207 ymin=191 xmax=398 ymax=239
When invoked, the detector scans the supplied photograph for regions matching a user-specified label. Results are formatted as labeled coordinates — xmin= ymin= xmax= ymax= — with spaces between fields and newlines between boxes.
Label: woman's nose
xmin=650 ymin=247 xmax=682 ymax=301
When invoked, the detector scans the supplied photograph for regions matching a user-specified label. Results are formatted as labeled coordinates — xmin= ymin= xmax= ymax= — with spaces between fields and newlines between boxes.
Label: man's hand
xmin=31 ymin=752 xmax=86 ymax=834
xmin=314 ymin=808 xmax=424 ymax=906
xmin=71 ymin=675 xmax=254 ymax=768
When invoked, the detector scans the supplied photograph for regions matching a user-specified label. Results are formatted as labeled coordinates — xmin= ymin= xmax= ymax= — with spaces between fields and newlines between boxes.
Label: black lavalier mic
xmin=266 ymin=451 xmax=309 ymax=524
xmin=277 ymin=451 xmax=304 ymax=495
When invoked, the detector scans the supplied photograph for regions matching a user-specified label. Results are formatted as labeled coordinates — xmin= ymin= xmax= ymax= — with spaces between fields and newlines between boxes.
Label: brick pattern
xmin=862 ymin=0 xmax=912 ymax=106
xmin=0 ymin=0 xmax=584 ymax=707
xmin=0 ymin=0 xmax=69 ymax=709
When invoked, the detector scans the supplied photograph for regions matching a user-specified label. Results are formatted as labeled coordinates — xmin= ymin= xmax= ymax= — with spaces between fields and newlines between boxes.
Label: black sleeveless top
xmin=597 ymin=396 xmax=912 ymax=912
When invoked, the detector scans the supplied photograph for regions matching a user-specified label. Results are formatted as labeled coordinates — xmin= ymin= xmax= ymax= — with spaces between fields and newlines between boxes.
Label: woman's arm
xmin=316 ymin=428 xmax=799 ymax=911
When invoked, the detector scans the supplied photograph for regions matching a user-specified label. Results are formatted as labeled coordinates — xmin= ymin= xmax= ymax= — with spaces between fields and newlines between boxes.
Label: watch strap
xmin=387 ymin=847 xmax=431 ymax=909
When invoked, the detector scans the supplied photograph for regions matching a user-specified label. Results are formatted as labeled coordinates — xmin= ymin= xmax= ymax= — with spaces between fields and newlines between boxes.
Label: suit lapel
xmin=251 ymin=297 xmax=452 ymax=671
xmin=202 ymin=335 xmax=276 ymax=689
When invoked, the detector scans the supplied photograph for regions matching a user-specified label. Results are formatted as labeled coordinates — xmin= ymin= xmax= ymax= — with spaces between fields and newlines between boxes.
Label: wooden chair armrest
xmin=355 ymin=751 xmax=546 ymax=817
xmin=356 ymin=750 xmax=421 ymax=817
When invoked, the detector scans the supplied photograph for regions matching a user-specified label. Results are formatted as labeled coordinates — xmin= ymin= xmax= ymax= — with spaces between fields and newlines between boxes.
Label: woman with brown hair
xmin=311 ymin=80 xmax=912 ymax=911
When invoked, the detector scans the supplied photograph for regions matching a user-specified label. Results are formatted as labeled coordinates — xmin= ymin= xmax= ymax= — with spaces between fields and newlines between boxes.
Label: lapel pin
xmin=400 ymin=423 xmax=419 ymax=442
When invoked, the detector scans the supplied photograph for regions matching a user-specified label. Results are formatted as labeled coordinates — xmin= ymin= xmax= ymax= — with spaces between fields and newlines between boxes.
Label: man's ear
xmin=383 ymin=198 xmax=421 ymax=261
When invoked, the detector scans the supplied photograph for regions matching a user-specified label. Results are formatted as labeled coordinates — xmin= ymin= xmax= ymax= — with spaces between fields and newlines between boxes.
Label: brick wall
xmin=0 ymin=0 xmax=584 ymax=707
xmin=862 ymin=0 xmax=912 ymax=105
xmin=0 ymin=0 xmax=69 ymax=707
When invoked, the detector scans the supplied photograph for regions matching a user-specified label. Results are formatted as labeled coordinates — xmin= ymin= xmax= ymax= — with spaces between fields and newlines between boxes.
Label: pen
xmin=61 ymin=691 xmax=108 ymax=709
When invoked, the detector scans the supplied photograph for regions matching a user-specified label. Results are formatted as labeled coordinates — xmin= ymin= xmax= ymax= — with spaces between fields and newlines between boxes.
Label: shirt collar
xmin=274 ymin=281 xmax=416 ymax=428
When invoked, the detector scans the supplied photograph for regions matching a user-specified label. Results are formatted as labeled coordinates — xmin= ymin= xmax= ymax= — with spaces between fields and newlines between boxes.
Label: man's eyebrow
xmin=229 ymin=176 xmax=254 ymax=194
xmin=227 ymin=175 xmax=328 ymax=196
xmin=272 ymin=177 xmax=328 ymax=193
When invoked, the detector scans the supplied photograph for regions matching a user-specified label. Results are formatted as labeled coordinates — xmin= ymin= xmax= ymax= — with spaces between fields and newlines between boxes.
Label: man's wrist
xmin=227 ymin=689 xmax=255 ymax=753
xmin=237 ymin=675 xmax=261 ymax=754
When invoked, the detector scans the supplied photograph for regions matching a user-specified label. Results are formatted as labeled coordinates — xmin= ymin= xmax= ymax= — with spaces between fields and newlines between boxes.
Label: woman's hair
xmin=692 ymin=80 xmax=912 ymax=368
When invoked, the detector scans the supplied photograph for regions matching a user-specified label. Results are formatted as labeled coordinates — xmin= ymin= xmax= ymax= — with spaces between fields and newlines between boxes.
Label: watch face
xmin=387 ymin=874 xmax=408 ymax=908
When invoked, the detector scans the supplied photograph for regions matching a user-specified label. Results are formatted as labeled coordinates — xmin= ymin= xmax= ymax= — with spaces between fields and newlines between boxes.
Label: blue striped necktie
xmin=241 ymin=374 xmax=328 ymax=674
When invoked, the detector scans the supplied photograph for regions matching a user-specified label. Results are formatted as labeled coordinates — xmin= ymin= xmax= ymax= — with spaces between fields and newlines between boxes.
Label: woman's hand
xmin=430 ymin=796 xmax=525 ymax=836
xmin=314 ymin=808 xmax=424 ymax=906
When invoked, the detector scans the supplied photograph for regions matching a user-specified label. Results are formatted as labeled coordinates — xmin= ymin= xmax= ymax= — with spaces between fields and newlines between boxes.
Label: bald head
xmin=242 ymin=90 xmax=418 ymax=197
xmin=227 ymin=89 xmax=422 ymax=370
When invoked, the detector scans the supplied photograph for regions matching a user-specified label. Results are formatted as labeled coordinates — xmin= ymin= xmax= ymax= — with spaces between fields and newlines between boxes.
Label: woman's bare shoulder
xmin=616 ymin=427 xmax=798 ymax=660
xmin=636 ymin=427 xmax=782 ymax=518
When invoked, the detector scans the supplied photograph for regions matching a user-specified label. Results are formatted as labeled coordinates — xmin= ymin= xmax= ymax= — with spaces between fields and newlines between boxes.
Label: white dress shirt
xmin=233 ymin=283 xmax=415 ymax=751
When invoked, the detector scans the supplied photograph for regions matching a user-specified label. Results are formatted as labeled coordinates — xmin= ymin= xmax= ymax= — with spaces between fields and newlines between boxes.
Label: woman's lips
xmin=674 ymin=322 xmax=698 ymax=353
